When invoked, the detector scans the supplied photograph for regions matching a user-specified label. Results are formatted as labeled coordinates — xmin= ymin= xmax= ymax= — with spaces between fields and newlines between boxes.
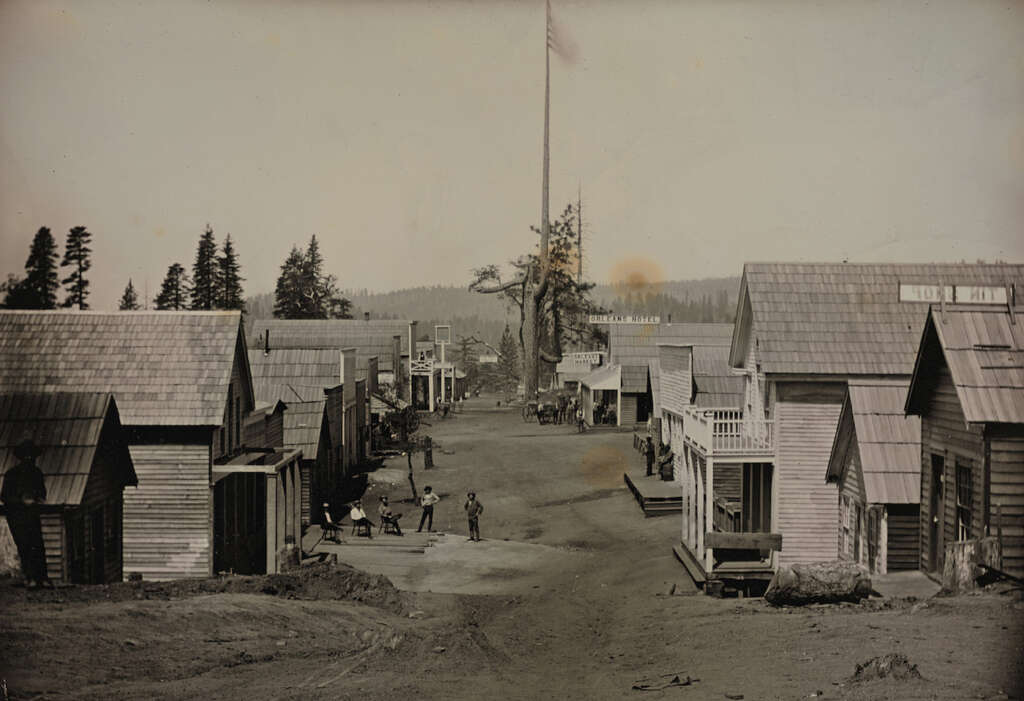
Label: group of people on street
xmin=644 ymin=435 xmax=675 ymax=481
xmin=321 ymin=485 xmax=485 ymax=543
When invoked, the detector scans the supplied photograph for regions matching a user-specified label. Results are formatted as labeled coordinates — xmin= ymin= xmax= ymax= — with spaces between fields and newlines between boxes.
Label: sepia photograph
xmin=1 ymin=0 xmax=1023 ymax=698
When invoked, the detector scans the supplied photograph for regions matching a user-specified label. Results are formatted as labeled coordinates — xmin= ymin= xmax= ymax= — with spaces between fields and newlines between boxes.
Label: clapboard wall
xmin=989 ymin=430 xmax=1024 ymax=577
xmin=886 ymin=504 xmax=920 ymax=572
xmin=775 ymin=401 xmax=843 ymax=567
xmin=918 ymin=364 xmax=985 ymax=573
xmin=620 ymin=394 xmax=638 ymax=426
xmin=123 ymin=440 xmax=211 ymax=581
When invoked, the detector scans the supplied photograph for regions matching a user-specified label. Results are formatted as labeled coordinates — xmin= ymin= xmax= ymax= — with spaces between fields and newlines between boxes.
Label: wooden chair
xmin=379 ymin=514 xmax=402 ymax=535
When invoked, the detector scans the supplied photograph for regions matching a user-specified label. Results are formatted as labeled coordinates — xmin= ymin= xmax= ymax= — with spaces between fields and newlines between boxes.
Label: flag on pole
xmin=547 ymin=0 xmax=578 ymax=64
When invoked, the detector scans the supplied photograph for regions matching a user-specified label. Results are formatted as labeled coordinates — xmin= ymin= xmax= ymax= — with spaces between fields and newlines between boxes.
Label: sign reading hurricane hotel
xmin=898 ymin=284 xmax=1009 ymax=304
xmin=588 ymin=314 xmax=661 ymax=324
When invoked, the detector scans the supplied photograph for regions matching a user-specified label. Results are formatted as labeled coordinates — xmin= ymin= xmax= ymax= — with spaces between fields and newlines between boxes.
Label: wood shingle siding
xmin=0 ymin=311 xmax=251 ymax=426
xmin=775 ymin=402 xmax=842 ymax=567
xmin=123 ymin=443 xmax=211 ymax=580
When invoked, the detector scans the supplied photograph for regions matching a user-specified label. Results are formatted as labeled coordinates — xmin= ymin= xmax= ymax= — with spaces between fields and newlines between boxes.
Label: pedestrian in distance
xmin=464 ymin=491 xmax=484 ymax=541
xmin=0 ymin=437 xmax=52 ymax=589
xmin=417 ymin=485 xmax=440 ymax=532
xmin=576 ymin=405 xmax=586 ymax=433
xmin=644 ymin=436 xmax=655 ymax=477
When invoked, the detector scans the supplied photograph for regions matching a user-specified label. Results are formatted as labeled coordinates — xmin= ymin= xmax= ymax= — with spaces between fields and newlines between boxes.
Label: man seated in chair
xmin=377 ymin=495 xmax=403 ymax=536
xmin=349 ymin=500 xmax=374 ymax=538
xmin=321 ymin=502 xmax=343 ymax=543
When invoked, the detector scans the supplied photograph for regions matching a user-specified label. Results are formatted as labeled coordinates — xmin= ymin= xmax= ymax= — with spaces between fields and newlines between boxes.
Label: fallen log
xmin=764 ymin=561 xmax=872 ymax=606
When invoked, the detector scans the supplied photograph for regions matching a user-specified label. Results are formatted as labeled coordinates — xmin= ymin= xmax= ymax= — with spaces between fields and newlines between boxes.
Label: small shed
xmin=826 ymin=379 xmax=922 ymax=574
xmin=905 ymin=304 xmax=1024 ymax=577
xmin=0 ymin=392 xmax=137 ymax=584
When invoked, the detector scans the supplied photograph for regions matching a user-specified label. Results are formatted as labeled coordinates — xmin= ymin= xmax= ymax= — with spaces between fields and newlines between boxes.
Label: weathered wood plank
xmin=706 ymin=531 xmax=782 ymax=551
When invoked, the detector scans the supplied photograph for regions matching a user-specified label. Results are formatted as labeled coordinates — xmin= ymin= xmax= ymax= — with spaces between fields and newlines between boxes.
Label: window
xmin=956 ymin=459 xmax=973 ymax=541
xmin=839 ymin=496 xmax=850 ymax=556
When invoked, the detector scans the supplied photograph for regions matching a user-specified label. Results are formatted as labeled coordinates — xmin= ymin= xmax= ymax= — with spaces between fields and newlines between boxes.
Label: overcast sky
xmin=2 ymin=0 xmax=1022 ymax=310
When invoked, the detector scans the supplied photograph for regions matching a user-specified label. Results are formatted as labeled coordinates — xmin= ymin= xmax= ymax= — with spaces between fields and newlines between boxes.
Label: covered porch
xmin=676 ymin=406 xmax=780 ymax=591
xmin=579 ymin=364 xmax=621 ymax=426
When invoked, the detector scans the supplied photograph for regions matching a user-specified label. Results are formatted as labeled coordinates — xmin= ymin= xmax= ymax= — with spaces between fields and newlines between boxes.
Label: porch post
xmin=704 ymin=454 xmax=715 ymax=572
xmin=428 ymin=372 xmax=435 ymax=412
xmin=266 ymin=474 xmax=278 ymax=575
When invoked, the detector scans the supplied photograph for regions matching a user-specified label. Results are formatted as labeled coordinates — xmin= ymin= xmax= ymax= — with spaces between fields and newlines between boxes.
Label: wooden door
xmin=90 ymin=510 xmax=105 ymax=584
xmin=929 ymin=454 xmax=945 ymax=572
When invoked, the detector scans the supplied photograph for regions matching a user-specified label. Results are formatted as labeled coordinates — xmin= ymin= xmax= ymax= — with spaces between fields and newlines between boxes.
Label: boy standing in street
xmin=464 ymin=491 xmax=484 ymax=542
xmin=417 ymin=485 xmax=440 ymax=532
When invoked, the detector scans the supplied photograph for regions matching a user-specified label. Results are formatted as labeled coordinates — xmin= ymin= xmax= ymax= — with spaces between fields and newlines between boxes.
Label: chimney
xmin=264 ymin=330 xmax=270 ymax=355
xmin=364 ymin=311 xmax=370 ymax=322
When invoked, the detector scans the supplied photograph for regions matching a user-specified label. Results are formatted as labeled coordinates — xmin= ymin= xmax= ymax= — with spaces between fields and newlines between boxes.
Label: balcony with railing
xmin=682 ymin=407 xmax=774 ymax=458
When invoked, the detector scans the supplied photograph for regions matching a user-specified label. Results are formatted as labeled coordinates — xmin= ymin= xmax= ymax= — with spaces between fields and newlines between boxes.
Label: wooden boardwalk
xmin=302 ymin=527 xmax=443 ymax=579
xmin=623 ymin=471 xmax=681 ymax=516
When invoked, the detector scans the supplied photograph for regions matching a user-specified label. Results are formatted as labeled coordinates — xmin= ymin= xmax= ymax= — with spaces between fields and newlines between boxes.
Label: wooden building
xmin=584 ymin=322 xmax=733 ymax=427
xmin=0 ymin=392 xmax=137 ymax=584
xmin=243 ymin=400 xmax=287 ymax=451
xmin=905 ymin=304 xmax=1024 ymax=577
xmin=675 ymin=263 xmax=1024 ymax=589
xmin=0 ymin=310 xmax=255 ymax=581
xmin=247 ymin=347 xmax=359 ymax=527
xmin=826 ymin=379 xmax=921 ymax=574
xmin=250 ymin=318 xmax=412 ymax=402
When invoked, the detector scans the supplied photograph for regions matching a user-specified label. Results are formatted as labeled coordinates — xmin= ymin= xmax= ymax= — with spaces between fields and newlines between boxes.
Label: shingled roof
xmin=249 ymin=349 xmax=342 ymax=404
xmin=730 ymin=263 xmax=1024 ymax=376
xmin=906 ymin=305 xmax=1024 ymax=424
xmin=692 ymin=345 xmax=744 ymax=408
xmin=827 ymin=379 xmax=921 ymax=504
xmin=0 ymin=392 xmax=137 ymax=506
xmin=249 ymin=319 xmax=410 ymax=371
xmin=0 ymin=311 xmax=251 ymax=427
xmin=281 ymin=400 xmax=327 ymax=456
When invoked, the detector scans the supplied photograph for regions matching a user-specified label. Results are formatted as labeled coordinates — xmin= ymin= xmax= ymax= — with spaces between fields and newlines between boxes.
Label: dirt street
xmin=2 ymin=395 xmax=1023 ymax=700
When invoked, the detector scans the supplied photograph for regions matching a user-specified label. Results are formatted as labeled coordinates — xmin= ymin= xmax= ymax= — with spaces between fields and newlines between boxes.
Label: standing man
xmin=576 ymin=404 xmax=586 ymax=433
xmin=658 ymin=441 xmax=675 ymax=481
xmin=644 ymin=436 xmax=655 ymax=477
xmin=1 ymin=437 xmax=50 ymax=589
xmin=464 ymin=491 xmax=484 ymax=542
xmin=417 ymin=485 xmax=440 ymax=533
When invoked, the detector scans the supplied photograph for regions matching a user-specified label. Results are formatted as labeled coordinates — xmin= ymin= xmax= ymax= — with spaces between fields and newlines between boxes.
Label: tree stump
xmin=764 ymin=560 xmax=872 ymax=606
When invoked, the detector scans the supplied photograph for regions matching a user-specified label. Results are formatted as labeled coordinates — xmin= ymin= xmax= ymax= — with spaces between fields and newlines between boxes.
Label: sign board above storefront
xmin=588 ymin=314 xmax=661 ymax=324
xmin=898 ymin=284 xmax=1009 ymax=304
xmin=563 ymin=352 xmax=603 ymax=365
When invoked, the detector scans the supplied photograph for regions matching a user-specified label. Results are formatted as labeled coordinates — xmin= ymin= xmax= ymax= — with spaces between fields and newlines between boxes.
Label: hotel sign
xmin=564 ymin=351 xmax=603 ymax=365
xmin=588 ymin=314 xmax=660 ymax=324
xmin=899 ymin=284 xmax=1008 ymax=304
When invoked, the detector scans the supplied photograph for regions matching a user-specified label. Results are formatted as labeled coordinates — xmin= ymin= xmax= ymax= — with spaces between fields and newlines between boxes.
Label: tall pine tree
xmin=218 ymin=235 xmax=245 ymax=312
xmin=61 ymin=226 xmax=92 ymax=309
xmin=24 ymin=227 xmax=60 ymax=309
xmin=191 ymin=224 xmax=219 ymax=310
xmin=155 ymin=263 xmax=190 ymax=310
xmin=119 ymin=279 xmax=140 ymax=310
xmin=273 ymin=246 xmax=306 ymax=318
xmin=497 ymin=324 xmax=520 ymax=399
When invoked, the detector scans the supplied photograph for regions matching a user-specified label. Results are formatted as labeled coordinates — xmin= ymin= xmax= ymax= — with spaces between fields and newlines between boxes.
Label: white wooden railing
xmin=411 ymin=358 xmax=433 ymax=374
xmin=683 ymin=407 xmax=774 ymax=456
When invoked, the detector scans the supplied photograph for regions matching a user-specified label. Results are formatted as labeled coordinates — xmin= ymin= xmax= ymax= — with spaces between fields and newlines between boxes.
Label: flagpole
xmin=542 ymin=0 xmax=550 ymax=259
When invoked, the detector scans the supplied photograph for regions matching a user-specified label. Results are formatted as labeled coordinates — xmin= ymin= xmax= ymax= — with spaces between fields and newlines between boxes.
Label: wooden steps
xmin=672 ymin=542 xmax=706 ymax=585
xmin=623 ymin=472 xmax=681 ymax=516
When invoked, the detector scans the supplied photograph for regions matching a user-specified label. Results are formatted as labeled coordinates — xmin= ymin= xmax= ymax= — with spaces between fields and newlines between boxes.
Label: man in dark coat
xmin=1 ymin=438 xmax=50 ymax=588
xmin=658 ymin=442 xmax=675 ymax=481
xmin=644 ymin=436 xmax=656 ymax=477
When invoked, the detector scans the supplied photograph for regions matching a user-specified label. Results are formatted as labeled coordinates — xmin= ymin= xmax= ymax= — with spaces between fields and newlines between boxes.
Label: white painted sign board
xmin=588 ymin=314 xmax=660 ymax=324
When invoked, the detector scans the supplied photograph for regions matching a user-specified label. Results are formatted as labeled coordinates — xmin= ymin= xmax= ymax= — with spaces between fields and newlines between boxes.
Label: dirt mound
xmin=1 ymin=562 xmax=406 ymax=614
xmin=850 ymin=653 xmax=922 ymax=683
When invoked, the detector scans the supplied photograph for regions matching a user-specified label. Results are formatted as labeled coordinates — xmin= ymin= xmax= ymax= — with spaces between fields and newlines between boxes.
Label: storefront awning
xmin=580 ymin=364 xmax=620 ymax=391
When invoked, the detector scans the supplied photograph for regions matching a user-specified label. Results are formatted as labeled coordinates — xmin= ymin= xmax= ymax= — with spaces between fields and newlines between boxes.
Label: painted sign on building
xmin=899 ymin=284 xmax=1010 ymax=305
xmin=564 ymin=351 xmax=603 ymax=364
xmin=588 ymin=314 xmax=661 ymax=324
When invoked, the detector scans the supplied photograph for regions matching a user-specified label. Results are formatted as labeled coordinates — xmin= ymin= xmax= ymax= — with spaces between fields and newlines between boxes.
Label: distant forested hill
xmin=246 ymin=276 xmax=740 ymax=346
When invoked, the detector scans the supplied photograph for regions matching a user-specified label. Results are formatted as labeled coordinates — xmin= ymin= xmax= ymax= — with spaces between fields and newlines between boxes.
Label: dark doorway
xmin=929 ymin=453 xmax=945 ymax=572
xmin=90 ymin=510 xmax=105 ymax=584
